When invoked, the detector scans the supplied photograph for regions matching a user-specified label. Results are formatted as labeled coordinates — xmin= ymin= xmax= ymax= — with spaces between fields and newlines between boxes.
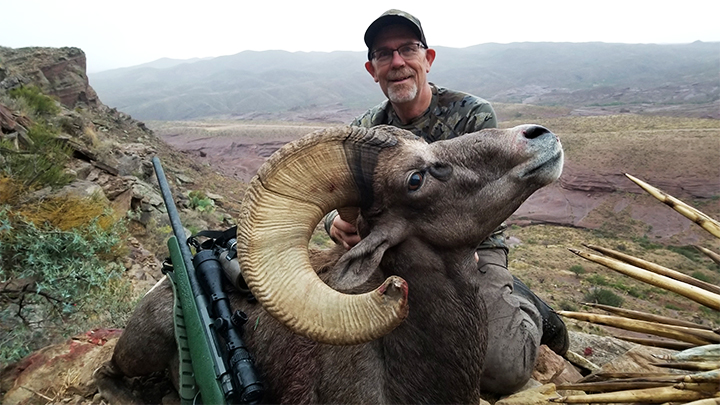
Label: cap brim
xmin=364 ymin=15 xmax=426 ymax=50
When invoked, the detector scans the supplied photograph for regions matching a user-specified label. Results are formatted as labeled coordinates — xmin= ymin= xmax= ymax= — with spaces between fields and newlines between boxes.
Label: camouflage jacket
xmin=326 ymin=84 xmax=507 ymax=250
xmin=351 ymin=83 xmax=497 ymax=142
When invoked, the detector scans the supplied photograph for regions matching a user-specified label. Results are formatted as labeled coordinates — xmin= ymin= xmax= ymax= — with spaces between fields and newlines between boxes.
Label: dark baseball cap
xmin=364 ymin=9 xmax=427 ymax=60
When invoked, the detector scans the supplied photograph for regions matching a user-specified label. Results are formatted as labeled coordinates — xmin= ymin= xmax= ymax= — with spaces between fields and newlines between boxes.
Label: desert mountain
xmin=89 ymin=41 xmax=720 ymax=121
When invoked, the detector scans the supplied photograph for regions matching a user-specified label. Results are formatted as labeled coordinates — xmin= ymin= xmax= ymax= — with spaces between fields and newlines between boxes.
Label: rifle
xmin=152 ymin=156 xmax=263 ymax=404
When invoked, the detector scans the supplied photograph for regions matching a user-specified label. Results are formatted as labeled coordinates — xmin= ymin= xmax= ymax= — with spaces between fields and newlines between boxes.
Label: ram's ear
xmin=331 ymin=223 xmax=408 ymax=290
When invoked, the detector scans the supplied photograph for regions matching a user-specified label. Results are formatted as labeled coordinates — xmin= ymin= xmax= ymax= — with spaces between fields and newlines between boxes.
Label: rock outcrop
xmin=512 ymin=158 xmax=720 ymax=243
xmin=0 ymin=46 xmax=99 ymax=109
xmin=0 ymin=46 xmax=243 ymax=403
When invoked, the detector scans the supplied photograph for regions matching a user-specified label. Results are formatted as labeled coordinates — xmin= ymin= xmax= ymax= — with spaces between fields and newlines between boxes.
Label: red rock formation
xmin=0 ymin=46 xmax=99 ymax=109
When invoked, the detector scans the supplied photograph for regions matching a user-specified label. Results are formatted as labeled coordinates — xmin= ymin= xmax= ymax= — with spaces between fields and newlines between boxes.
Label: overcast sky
xmin=3 ymin=0 xmax=719 ymax=73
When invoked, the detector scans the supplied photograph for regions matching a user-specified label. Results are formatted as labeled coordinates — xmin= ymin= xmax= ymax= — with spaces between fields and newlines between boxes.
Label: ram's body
xmin=95 ymin=124 xmax=563 ymax=404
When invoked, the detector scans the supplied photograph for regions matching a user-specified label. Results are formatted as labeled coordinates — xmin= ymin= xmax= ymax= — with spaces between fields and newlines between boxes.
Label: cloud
xmin=3 ymin=0 xmax=718 ymax=72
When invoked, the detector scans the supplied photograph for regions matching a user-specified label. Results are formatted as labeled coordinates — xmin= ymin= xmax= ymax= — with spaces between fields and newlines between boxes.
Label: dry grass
xmin=493 ymin=103 xmax=573 ymax=122
xmin=147 ymin=119 xmax=333 ymax=142
xmin=508 ymin=223 xmax=720 ymax=331
xmin=17 ymin=194 xmax=116 ymax=232
xmin=0 ymin=176 xmax=25 ymax=205
xmin=501 ymin=115 xmax=720 ymax=180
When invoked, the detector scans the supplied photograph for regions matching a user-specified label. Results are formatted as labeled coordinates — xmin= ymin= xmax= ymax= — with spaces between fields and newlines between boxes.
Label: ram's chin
xmin=519 ymin=151 xmax=564 ymax=184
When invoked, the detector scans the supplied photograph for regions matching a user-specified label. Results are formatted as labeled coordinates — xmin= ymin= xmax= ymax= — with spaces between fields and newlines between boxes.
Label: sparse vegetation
xmin=584 ymin=288 xmax=624 ymax=307
xmin=558 ymin=300 xmax=578 ymax=312
xmin=692 ymin=271 xmax=713 ymax=283
xmin=0 ymin=123 xmax=74 ymax=191
xmin=586 ymin=274 xmax=609 ymax=286
xmin=188 ymin=190 xmax=216 ymax=213
xmin=0 ymin=85 xmax=137 ymax=368
xmin=507 ymin=222 xmax=719 ymax=330
xmin=8 ymin=85 xmax=60 ymax=116
xmin=626 ymin=287 xmax=645 ymax=299
xmin=0 ymin=204 xmax=132 ymax=366
xmin=633 ymin=234 xmax=663 ymax=250
xmin=667 ymin=245 xmax=702 ymax=262
xmin=700 ymin=306 xmax=720 ymax=324
xmin=569 ymin=264 xmax=586 ymax=276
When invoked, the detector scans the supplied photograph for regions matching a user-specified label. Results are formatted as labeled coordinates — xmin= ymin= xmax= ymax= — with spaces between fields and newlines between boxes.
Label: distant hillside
xmin=89 ymin=42 xmax=720 ymax=121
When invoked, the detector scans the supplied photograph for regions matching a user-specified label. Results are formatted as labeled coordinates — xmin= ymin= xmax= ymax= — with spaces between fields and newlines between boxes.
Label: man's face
xmin=365 ymin=24 xmax=436 ymax=105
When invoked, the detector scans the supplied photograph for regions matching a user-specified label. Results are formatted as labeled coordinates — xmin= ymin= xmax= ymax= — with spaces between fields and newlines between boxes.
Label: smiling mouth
xmin=388 ymin=69 xmax=414 ymax=83
xmin=389 ymin=76 xmax=411 ymax=83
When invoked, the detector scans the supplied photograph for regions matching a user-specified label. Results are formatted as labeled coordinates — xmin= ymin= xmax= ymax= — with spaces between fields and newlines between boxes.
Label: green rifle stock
xmin=153 ymin=157 xmax=232 ymax=405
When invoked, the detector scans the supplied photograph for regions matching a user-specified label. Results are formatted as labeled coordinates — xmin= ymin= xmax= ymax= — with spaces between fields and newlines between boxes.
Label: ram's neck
xmin=378 ymin=239 xmax=486 ymax=403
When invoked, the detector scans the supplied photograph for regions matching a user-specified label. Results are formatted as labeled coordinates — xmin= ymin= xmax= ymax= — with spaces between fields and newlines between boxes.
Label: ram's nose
xmin=522 ymin=125 xmax=551 ymax=140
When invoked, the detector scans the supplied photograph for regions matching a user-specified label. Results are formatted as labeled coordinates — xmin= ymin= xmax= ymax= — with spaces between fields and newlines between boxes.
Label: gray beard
xmin=387 ymin=82 xmax=418 ymax=104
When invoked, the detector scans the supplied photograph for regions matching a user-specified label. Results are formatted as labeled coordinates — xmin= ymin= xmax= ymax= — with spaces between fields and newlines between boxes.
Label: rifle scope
xmin=193 ymin=250 xmax=264 ymax=403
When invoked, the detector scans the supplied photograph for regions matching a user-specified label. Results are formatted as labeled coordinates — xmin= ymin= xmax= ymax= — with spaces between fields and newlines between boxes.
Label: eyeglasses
xmin=370 ymin=42 xmax=426 ymax=65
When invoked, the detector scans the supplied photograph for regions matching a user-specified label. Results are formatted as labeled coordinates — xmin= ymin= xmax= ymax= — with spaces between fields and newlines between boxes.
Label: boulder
xmin=0 ymin=330 xmax=120 ymax=405
xmin=0 ymin=47 xmax=99 ymax=109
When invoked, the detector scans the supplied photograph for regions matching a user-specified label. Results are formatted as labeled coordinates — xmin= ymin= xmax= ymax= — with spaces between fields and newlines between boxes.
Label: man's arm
xmin=323 ymin=102 xmax=390 ymax=249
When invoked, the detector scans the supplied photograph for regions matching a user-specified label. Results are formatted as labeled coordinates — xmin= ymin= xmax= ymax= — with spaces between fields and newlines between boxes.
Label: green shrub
xmin=586 ymin=274 xmax=609 ymax=286
xmin=633 ymin=234 xmax=662 ymax=250
xmin=188 ymin=190 xmax=215 ymax=213
xmin=667 ymin=245 xmax=702 ymax=263
xmin=699 ymin=306 xmax=720 ymax=324
xmin=569 ymin=264 xmax=586 ymax=276
xmin=627 ymin=287 xmax=645 ymax=299
xmin=8 ymin=85 xmax=60 ymax=116
xmin=692 ymin=271 xmax=712 ymax=283
xmin=583 ymin=288 xmax=624 ymax=307
xmin=0 ymin=207 xmax=131 ymax=366
xmin=610 ymin=280 xmax=629 ymax=292
xmin=558 ymin=300 xmax=578 ymax=312
xmin=0 ymin=122 xmax=73 ymax=191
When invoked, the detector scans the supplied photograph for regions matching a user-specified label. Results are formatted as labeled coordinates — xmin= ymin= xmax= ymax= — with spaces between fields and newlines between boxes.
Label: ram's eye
xmin=408 ymin=172 xmax=424 ymax=191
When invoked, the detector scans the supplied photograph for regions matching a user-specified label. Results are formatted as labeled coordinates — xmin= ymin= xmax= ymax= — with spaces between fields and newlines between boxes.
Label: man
xmin=325 ymin=9 xmax=569 ymax=395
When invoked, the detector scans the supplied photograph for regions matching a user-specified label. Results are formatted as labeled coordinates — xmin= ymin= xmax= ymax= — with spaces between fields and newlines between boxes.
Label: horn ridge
xmin=237 ymin=126 xmax=408 ymax=345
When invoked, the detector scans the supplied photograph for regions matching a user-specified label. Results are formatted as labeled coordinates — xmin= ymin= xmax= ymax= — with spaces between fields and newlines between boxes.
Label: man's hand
xmin=330 ymin=215 xmax=361 ymax=250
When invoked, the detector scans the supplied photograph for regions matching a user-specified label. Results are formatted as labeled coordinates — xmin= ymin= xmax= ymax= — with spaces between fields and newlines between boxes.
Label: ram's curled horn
xmin=568 ymin=248 xmax=720 ymax=311
xmin=653 ymin=344 xmax=720 ymax=362
xmin=582 ymin=302 xmax=713 ymax=330
xmin=551 ymin=383 xmax=720 ymax=403
xmin=557 ymin=311 xmax=720 ymax=345
xmin=611 ymin=335 xmax=696 ymax=350
xmin=685 ymin=399 xmax=720 ymax=405
xmin=582 ymin=244 xmax=720 ymax=295
xmin=237 ymin=126 xmax=409 ymax=345
xmin=557 ymin=369 xmax=720 ymax=392
xmin=625 ymin=173 xmax=720 ymax=238
xmin=695 ymin=245 xmax=720 ymax=266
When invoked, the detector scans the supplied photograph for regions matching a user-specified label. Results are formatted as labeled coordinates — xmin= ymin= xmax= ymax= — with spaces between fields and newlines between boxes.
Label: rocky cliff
xmin=0 ymin=46 xmax=240 ymax=224
xmin=0 ymin=47 xmax=245 ymax=404
xmin=0 ymin=47 xmax=99 ymax=109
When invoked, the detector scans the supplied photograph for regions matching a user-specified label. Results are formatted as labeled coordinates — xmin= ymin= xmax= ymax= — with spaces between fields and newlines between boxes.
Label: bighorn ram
xmin=95 ymin=124 xmax=563 ymax=403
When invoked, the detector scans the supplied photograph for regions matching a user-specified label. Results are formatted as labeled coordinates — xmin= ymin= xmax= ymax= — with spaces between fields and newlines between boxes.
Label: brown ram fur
xmin=95 ymin=245 xmax=485 ymax=403
xmin=95 ymin=125 xmax=562 ymax=404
